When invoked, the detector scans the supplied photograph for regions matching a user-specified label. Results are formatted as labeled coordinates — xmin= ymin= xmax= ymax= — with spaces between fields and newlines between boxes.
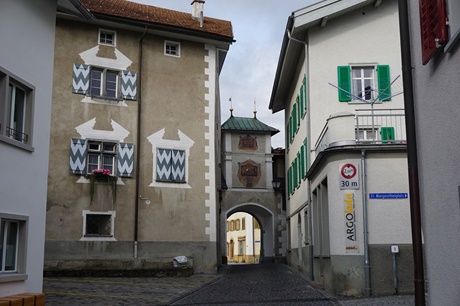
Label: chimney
xmin=191 ymin=0 xmax=205 ymax=27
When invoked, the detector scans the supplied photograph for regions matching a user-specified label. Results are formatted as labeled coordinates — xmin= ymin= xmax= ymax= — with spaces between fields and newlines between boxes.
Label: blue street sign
xmin=369 ymin=193 xmax=408 ymax=199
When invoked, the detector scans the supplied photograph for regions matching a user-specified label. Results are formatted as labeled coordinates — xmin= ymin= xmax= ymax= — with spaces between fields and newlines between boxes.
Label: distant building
xmin=406 ymin=1 xmax=460 ymax=304
xmin=0 ymin=0 xmax=89 ymax=297
xmin=45 ymin=0 xmax=233 ymax=274
xmin=270 ymin=0 xmax=413 ymax=296
xmin=226 ymin=212 xmax=261 ymax=264
xmin=220 ymin=110 xmax=286 ymax=264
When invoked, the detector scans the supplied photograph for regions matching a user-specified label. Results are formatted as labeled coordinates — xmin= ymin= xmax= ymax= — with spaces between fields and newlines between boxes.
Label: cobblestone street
xmin=43 ymin=263 xmax=415 ymax=305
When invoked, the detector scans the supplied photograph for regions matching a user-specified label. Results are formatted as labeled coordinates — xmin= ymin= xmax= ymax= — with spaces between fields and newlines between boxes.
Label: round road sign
xmin=341 ymin=163 xmax=357 ymax=179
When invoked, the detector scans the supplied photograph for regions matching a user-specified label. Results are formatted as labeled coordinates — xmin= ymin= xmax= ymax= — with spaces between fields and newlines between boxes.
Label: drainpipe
xmin=397 ymin=1 xmax=426 ymax=304
xmin=286 ymin=28 xmax=314 ymax=281
xmin=134 ymin=27 xmax=148 ymax=259
xmin=361 ymin=150 xmax=371 ymax=297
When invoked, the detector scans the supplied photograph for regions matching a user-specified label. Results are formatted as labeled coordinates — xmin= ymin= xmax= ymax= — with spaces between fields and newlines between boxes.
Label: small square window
xmin=99 ymin=29 xmax=116 ymax=46
xmin=81 ymin=210 xmax=116 ymax=241
xmin=165 ymin=41 xmax=181 ymax=57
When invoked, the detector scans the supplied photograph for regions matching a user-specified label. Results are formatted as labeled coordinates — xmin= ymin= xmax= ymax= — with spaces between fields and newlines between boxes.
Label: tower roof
xmin=221 ymin=116 xmax=279 ymax=136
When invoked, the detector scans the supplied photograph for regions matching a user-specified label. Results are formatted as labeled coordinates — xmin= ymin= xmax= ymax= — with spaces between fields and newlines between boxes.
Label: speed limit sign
xmin=339 ymin=162 xmax=359 ymax=190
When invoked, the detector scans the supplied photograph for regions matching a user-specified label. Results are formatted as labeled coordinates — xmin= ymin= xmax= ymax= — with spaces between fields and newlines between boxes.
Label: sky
xmin=136 ymin=0 xmax=320 ymax=148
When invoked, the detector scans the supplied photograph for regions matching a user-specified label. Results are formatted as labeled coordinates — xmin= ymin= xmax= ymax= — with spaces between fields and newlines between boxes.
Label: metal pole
xmin=397 ymin=1 xmax=426 ymax=304
xmin=361 ymin=150 xmax=371 ymax=297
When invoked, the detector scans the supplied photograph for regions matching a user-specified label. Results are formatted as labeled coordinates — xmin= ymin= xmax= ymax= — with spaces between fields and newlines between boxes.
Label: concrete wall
xmin=0 ymin=0 xmax=56 ymax=296
xmin=407 ymin=1 xmax=460 ymax=304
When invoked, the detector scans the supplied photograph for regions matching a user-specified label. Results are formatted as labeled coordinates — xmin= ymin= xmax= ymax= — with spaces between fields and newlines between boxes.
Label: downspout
xmin=361 ymin=150 xmax=371 ymax=297
xmin=397 ymin=1 xmax=426 ymax=304
xmin=134 ymin=27 xmax=148 ymax=259
xmin=286 ymin=27 xmax=314 ymax=282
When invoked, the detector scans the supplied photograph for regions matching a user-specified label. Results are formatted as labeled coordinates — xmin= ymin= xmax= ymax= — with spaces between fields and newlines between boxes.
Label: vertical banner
xmin=344 ymin=192 xmax=359 ymax=253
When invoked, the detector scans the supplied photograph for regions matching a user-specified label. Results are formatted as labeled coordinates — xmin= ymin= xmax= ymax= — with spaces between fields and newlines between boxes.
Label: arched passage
xmin=221 ymin=203 xmax=275 ymax=264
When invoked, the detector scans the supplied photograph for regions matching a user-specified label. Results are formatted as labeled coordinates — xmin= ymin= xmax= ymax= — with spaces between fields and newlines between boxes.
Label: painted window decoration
xmin=70 ymin=138 xmax=134 ymax=177
xmin=99 ymin=29 xmax=116 ymax=46
xmin=238 ymin=159 xmax=261 ymax=188
xmin=81 ymin=210 xmax=116 ymax=241
xmin=165 ymin=40 xmax=181 ymax=57
xmin=0 ymin=66 xmax=35 ymax=149
xmin=0 ymin=214 xmax=28 ymax=274
xmin=156 ymin=148 xmax=186 ymax=183
xmin=72 ymin=64 xmax=137 ymax=101
xmin=238 ymin=134 xmax=258 ymax=150
xmin=337 ymin=65 xmax=391 ymax=102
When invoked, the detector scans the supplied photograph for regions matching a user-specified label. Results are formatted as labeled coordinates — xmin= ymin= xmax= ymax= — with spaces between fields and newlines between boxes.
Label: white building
xmin=270 ymin=0 xmax=413 ymax=296
xmin=226 ymin=212 xmax=261 ymax=264
xmin=405 ymin=0 xmax=460 ymax=304
xmin=0 ymin=0 xmax=90 ymax=297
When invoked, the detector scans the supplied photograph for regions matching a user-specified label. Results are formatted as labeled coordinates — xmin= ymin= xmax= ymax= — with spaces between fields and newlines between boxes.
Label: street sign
xmin=339 ymin=162 xmax=359 ymax=190
xmin=369 ymin=193 xmax=408 ymax=199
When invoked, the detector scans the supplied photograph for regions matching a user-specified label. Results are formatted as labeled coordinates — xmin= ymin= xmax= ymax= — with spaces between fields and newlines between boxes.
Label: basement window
xmin=165 ymin=41 xmax=181 ymax=57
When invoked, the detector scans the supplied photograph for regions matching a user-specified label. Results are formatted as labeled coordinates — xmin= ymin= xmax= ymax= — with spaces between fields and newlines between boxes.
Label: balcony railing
xmin=313 ymin=108 xmax=406 ymax=157
xmin=355 ymin=108 xmax=406 ymax=144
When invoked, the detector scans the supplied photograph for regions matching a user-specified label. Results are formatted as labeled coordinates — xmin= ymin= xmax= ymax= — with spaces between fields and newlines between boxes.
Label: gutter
xmin=397 ymin=1 xmax=426 ymax=304
xmin=134 ymin=27 xmax=148 ymax=259
xmin=66 ymin=0 xmax=95 ymax=19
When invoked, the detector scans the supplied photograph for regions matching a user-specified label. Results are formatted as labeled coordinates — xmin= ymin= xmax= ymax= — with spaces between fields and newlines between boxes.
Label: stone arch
xmin=221 ymin=202 xmax=275 ymax=263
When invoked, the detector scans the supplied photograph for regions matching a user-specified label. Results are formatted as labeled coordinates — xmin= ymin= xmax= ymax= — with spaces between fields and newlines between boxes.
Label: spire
xmin=229 ymin=97 xmax=233 ymax=117
xmin=253 ymin=98 xmax=257 ymax=118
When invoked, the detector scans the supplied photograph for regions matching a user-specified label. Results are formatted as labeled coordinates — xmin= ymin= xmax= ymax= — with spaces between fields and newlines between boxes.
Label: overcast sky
xmin=136 ymin=0 xmax=320 ymax=148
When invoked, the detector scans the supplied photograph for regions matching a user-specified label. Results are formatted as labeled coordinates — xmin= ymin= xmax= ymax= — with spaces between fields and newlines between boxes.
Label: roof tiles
xmin=80 ymin=0 xmax=233 ymax=41
xmin=222 ymin=116 xmax=279 ymax=136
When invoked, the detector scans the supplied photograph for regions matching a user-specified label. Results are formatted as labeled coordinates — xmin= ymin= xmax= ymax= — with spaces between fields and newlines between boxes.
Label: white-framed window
xmin=70 ymin=139 xmax=134 ymax=178
xmin=98 ymin=29 xmax=116 ymax=46
xmin=0 ymin=66 xmax=35 ymax=151
xmin=81 ymin=210 xmax=116 ymax=241
xmin=87 ymin=140 xmax=117 ymax=175
xmin=148 ymin=129 xmax=194 ymax=189
xmin=72 ymin=64 xmax=137 ymax=101
xmin=90 ymin=68 xmax=119 ymax=99
xmin=0 ymin=213 xmax=28 ymax=279
xmin=165 ymin=41 xmax=181 ymax=57
xmin=355 ymin=127 xmax=378 ymax=142
xmin=337 ymin=65 xmax=391 ymax=102
xmin=351 ymin=66 xmax=375 ymax=101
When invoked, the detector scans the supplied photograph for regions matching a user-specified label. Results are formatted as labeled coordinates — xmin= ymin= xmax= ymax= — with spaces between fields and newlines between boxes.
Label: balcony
xmin=313 ymin=108 xmax=406 ymax=157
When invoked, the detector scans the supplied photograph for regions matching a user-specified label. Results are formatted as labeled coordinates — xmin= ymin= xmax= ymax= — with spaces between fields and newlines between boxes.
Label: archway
xmin=221 ymin=203 xmax=275 ymax=264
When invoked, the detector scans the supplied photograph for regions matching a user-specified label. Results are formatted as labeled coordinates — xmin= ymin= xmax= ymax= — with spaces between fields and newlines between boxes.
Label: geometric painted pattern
xmin=70 ymin=138 xmax=87 ymax=174
xmin=72 ymin=64 xmax=90 ymax=95
xmin=156 ymin=149 xmax=185 ymax=182
xmin=121 ymin=70 xmax=137 ymax=100
xmin=117 ymin=142 xmax=134 ymax=177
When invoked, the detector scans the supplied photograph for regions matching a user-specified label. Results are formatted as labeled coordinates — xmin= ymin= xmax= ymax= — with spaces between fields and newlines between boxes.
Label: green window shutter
xmin=289 ymin=116 xmax=293 ymax=144
xmin=380 ymin=127 xmax=395 ymax=144
xmin=296 ymin=96 xmax=300 ymax=130
xmin=337 ymin=66 xmax=351 ymax=102
xmin=300 ymin=87 xmax=305 ymax=118
xmin=288 ymin=166 xmax=293 ymax=195
xmin=304 ymin=138 xmax=308 ymax=175
xmin=286 ymin=122 xmax=290 ymax=150
xmin=377 ymin=65 xmax=391 ymax=101
xmin=293 ymin=103 xmax=298 ymax=133
xmin=296 ymin=152 xmax=301 ymax=187
xmin=300 ymin=145 xmax=305 ymax=179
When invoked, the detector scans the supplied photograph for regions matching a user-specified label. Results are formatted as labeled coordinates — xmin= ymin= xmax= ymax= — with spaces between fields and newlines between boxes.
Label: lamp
xmin=272 ymin=179 xmax=281 ymax=191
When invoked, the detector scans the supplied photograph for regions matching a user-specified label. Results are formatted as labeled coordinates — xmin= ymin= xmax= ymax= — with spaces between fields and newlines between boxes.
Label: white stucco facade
xmin=270 ymin=0 xmax=413 ymax=296
xmin=0 ymin=0 xmax=57 ymax=296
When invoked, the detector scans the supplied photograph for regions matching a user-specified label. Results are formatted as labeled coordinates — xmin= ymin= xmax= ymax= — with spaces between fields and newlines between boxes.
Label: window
xmin=81 ymin=210 xmax=116 ymax=241
xmin=337 ymin=65 xmax=391 ymax=102
xmin=87 ymin=141 xmax=117 ymax=174
xmin=90 ymin=68 xmax=118 ymax=99
xmin=99 ymin=29 xmax=116 ymax=46
xmin=165 ymin=41 xmax=181 ymax=57
xmin=156 ymin=148 xmax=186 ymax=182
xmin=0 ymin=66 xmax=35 ymax=151
xmin=72 ymin=64 xmax=137 ymax=101
xmin=70 ymin=138 xmax=134 ymax=177
xmin=242 ymin=218 xmax=245 ymax=231
xmin=0 ymin=213 xmax=28 ymax=278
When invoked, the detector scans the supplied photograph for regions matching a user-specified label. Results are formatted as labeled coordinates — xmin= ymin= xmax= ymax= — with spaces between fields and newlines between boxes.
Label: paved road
xmin=44 ymin=263 xmax=415 ymax=305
